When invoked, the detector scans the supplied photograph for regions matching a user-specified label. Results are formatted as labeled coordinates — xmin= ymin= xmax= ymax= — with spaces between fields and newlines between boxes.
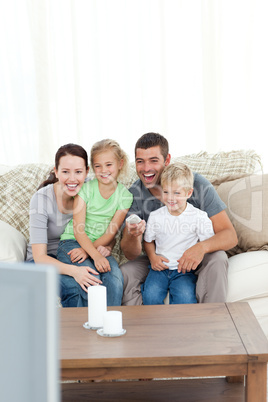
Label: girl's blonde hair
xmin=161 ymin=162 xmax=194 ymax=190
xmin=90 ymin=139 xmax=129 ymax=180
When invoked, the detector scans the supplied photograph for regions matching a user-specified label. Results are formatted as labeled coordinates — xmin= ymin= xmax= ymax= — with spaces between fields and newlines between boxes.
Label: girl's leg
xmin=101 ymin=256 xmax=124 ymax=306
xmin=142 ymin=268 xmax=169 ymax=305
xmin=57 ymin=239 xmax=100 ymax=308
xmin=169 ymin=271 xmax=197 ymax=304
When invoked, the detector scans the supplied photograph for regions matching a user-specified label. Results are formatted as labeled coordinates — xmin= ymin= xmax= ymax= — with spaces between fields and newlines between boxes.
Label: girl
xmin=26 ymin=144 xmax=102 ymax=293
xmin=57 ymin=139 xmax=133 ymax=307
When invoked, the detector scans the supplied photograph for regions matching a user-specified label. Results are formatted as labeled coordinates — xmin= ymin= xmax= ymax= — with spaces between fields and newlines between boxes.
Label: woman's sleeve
xmin=28 ymin=192 xmax=49 ymax=245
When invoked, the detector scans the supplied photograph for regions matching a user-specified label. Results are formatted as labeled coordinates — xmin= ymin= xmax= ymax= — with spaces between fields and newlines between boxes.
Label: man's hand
xmin=126 ymin=219 xmax=146 ymax=237
xmin=96 ymin=245 xmax=112 ymax=257
xmin=177 ymin=243 xmax=205 ymax=273
xmin=150 ymin=254 xmax=169 ymax=271
xmin=68 ymin=248 xmax=88 ymax=263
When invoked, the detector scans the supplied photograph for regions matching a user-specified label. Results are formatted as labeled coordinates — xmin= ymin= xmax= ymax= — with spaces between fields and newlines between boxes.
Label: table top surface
xmin=60 ymin=303 xmax=268 ymax=369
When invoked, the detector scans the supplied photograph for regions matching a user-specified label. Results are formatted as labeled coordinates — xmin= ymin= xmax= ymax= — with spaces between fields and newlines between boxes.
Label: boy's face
xmin=135 ymin=146 xmax=170 ymax=189
xmin=162 ymin=180 xmax=193 ymax=215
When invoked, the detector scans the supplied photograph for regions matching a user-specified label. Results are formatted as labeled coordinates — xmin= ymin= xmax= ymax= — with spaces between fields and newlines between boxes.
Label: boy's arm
xmin=144 ymin=240 xmax=169 ymax=271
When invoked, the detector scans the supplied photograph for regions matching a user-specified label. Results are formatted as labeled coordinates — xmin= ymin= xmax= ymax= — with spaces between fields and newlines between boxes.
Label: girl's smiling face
xmin=92 ymin=150 xmax=123 ymax=184
xmin=55 ymin=154 xmax=88 ymax=196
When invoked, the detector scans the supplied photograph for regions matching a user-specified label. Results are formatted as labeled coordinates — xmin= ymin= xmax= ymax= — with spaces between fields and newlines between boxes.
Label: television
xmin=0 ymin=262 xmax=59 ymax=402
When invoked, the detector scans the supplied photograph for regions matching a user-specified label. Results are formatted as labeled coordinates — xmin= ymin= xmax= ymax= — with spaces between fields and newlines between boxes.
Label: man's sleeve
xmin=192 ymin=173 xmax=226 ymax=218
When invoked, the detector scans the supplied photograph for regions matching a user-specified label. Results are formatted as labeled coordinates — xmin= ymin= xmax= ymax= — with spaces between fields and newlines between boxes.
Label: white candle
xmin=103 ymin=311 xmax=123 ymax=335
xmin=87 ymin=285 xmax=107 ymax=328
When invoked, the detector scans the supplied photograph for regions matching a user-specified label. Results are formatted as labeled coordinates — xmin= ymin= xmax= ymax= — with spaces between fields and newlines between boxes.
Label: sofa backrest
xmin=0 ymin=150 xmax=263 ymax=263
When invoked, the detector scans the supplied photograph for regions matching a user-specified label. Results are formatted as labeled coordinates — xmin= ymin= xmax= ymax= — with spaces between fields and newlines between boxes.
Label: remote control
xmin=126 ymin=214 xmax=142 ymax=224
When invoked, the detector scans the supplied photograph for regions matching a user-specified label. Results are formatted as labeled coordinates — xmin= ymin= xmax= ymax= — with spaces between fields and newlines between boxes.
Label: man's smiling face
xmin=135 ymin=146 xmax=170 ymax=190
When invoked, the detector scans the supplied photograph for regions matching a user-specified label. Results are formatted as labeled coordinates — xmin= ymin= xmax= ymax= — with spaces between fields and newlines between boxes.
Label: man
xmin=120 ymin=132 xmax=238 ymax=305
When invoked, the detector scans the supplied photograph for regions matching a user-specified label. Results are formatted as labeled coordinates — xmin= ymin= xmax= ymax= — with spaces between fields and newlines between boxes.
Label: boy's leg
xmin=142 ymin=269 xmax=169 ymax=305
xmin=169 ymin=271 xmax=197 ymax=304
xmin=120 ymin=255 xmax=150 ymax=306
xmin=195 ymin=251 xmax=228 ymax=303
xmin=57 ymin=239 xmax=100 ymax=308
xmin=101 ymin=256 xmax=124 ymax=306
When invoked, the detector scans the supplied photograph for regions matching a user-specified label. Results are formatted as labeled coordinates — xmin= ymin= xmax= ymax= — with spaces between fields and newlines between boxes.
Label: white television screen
xmin=0 ymin=262 xmax=59 ymax=402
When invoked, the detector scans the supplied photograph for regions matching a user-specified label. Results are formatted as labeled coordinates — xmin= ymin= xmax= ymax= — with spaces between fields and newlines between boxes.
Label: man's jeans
xmin=57 ymin=239 xmax=123 ymax=307
xmin=142 ymin=267 xmax=197 ymax=305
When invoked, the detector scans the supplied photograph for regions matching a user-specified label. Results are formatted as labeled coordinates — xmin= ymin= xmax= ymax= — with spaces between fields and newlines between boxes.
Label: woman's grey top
xmin=26 ymin=184 xmax=72 ymax=261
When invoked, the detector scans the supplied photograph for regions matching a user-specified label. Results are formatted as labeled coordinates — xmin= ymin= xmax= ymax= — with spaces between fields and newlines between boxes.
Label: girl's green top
xmin=60 ymin=179 xmax=133 ymax=242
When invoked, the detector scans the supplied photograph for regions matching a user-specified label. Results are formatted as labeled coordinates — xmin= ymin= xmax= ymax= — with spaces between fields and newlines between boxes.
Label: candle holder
xmin=97 ymin=311 xmax=126 ymax=337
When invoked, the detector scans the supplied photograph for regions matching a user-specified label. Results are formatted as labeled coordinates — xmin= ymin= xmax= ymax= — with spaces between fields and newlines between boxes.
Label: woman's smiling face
xmin=55 ymin=154 xmax=88 ymax=196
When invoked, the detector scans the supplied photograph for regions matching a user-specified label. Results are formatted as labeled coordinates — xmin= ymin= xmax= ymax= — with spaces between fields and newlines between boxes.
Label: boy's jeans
xmin=142 ymin=267 xmax=197 ymax=305
xmin=57 ymin=239 xmax=123 ymax=307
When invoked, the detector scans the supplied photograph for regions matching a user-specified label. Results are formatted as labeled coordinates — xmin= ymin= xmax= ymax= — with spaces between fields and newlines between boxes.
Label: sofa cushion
xmin=0 ymin=220 xmax=27 ymax=262
xmin=172 ymin=150 xmax=262 ymax=181
xmin=216 ymin=174 xmax=268 ymax=255
xmin=0 ymin=164 xmax=53 ymax=241
xmin=227 ymin=250 xmax=268 ymax=301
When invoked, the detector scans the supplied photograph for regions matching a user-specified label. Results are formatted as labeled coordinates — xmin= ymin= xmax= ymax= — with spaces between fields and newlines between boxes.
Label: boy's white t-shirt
xmin=144 ymin=203 xmax=215 ymax=270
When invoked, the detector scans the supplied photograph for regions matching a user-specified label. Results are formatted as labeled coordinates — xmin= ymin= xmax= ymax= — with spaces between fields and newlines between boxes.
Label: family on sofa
xmin=26 ymin=132 xmax=238 ymax=308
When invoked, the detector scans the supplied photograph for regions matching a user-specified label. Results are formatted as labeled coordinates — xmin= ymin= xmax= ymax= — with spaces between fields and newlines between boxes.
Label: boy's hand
xmin=150 ymin=254 xmax=169 ymax=271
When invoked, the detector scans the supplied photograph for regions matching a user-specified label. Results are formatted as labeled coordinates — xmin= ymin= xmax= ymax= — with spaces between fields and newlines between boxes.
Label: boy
xmin=142 ymin=162 xmax=215 ymax=304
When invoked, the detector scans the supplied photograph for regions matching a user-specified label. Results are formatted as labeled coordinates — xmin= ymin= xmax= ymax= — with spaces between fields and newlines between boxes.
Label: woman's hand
xmin=96 ymin=245 xmax=112 ymax=257
xmin=68 ymin=247 xmax=88 ymax=263
xmin=73 ymin=265 xmax=102 ymax=291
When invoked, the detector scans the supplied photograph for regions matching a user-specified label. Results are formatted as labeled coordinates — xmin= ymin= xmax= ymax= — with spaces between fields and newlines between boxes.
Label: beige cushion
xmin=0 ymin=220 xmax=27 ymax=262
xmin=0 ymin=164 xmax=53 ymax=241
xmin=172 ymin=150 xmax=262 ymax=181
xmin=217 ymin=174 xmax=268 ymax=255
xmin=227 ymin=250 xmax=268 ymax=301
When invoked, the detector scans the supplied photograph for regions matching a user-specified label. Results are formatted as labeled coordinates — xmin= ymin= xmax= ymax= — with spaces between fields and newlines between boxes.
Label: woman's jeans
xmin=57 ymin=239 xmax=123 ymax=308
xmin=142 ymin=266 xmax=197 ymax=305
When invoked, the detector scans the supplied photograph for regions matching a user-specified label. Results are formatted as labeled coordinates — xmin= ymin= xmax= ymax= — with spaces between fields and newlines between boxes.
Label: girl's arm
xmin=32 ymin=244 xmax=102 ymax=289
xmin=73 ymin=195 xmax=111 ymax=272
xmin=93 ymin=208 xmax=129 ymax=249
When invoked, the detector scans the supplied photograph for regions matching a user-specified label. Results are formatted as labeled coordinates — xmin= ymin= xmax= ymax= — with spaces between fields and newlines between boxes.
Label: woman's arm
xmin=32 ymin=243 xmax=102 ymax=290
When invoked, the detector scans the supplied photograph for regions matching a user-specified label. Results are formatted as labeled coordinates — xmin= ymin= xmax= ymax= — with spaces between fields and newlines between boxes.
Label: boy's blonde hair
xmin=90 ymin=139 xmax=129 ymax=180
xmin=161 ymin=162 xmax=194 ymax=190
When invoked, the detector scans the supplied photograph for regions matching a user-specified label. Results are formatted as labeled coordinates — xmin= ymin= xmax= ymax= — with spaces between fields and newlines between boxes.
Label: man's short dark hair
xmin=135 ymin=132 xmax=169 ymax=160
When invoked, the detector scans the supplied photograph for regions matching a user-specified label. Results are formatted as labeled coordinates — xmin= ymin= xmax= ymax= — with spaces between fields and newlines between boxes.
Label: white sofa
xmin=1 ymin=150 xmax=268 ymax=339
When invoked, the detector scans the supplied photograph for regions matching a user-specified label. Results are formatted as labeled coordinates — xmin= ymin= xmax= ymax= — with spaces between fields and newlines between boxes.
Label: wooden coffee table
xmin=61 ymin=303 xmax=268 ymax=401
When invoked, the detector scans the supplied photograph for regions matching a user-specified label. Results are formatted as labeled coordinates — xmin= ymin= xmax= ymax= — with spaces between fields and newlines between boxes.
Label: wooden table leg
xmin=245 ymin=362 xmax=267 ymax=402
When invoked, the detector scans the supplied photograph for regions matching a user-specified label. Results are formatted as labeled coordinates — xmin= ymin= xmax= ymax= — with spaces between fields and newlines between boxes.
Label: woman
xmin=26 ymin=143 xmax=102 ymax=306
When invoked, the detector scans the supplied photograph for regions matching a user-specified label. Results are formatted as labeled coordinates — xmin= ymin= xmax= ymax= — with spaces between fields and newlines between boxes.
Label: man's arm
xmin=178 ymin=210 xmax=238 ymax=273
xmin=120 ymin=220 xmax=146 ymax=260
